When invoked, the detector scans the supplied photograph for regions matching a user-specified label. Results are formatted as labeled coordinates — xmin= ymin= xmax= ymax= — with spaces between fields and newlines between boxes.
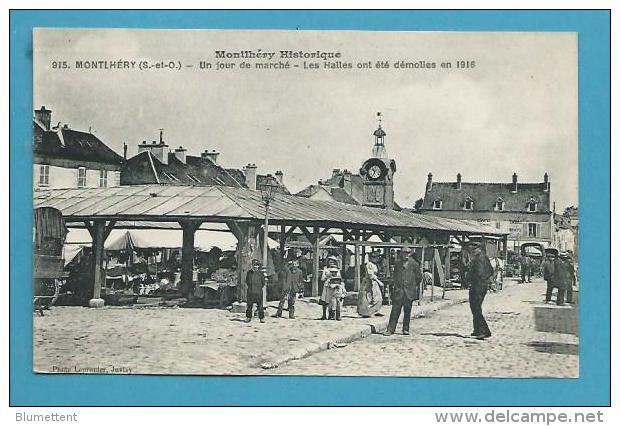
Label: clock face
xmin=368 ymin=165 xmax=382 ymax=179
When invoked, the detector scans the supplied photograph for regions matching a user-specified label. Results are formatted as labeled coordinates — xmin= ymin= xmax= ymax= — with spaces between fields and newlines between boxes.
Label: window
xmin=77 ymin=167 xmax=87 ymax=187
xmin=432 ymin=200 xmax=442 ymax=210
xmin=527 ymin=223 xmax=538 ymax=237
xmin=114 ymin=172 xmax=121 ymax=187
xmin=99 ymin=170 xmax=108 ymax=188
xmin=464 ymin=199 xmax=473 ymax=210
xmin=527 ymin=201 xmax=537 ymax=212
xmin=495 ymin=198 xmax=504 ymax=211
xmin=39 ymin=164 xmax=49 ymax=186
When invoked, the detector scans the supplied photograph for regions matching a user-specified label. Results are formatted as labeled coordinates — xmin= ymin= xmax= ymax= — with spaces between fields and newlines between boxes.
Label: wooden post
xmin=90 ymin=220 xmax=106 ymax=307
xmin=431 ymin=248 xmax=435 ymax=302
xmin=419 ymin=246 xmax=425 ymax=305
xmin=444 ymin=245 xmax=450 ymax=299
xmin=354 ymin=241 xmax=361 ymax=292
xmin=312 ymin=226 xmax=320 ymax=297
xmin=85 ymin=219 xmax=115 ymax=308
xmin=279 ymin=225 xmax=286 ymax=262
xmin=180 ymin=220 xmax=202 ymax=300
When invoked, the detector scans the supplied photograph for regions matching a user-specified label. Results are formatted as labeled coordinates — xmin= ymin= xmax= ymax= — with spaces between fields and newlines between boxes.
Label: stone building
xmin=418 ymin=172 xmax=553 ymax=249
xmin=33 ymin=106 xmax=124 ymax=190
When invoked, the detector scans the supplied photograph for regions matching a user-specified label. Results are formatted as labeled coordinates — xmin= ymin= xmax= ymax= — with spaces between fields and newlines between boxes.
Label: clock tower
xmin=360 ymin=112 xmax=397 ymax=209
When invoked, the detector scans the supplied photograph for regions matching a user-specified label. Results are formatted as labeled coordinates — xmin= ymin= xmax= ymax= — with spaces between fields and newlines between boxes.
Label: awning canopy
xmin=34 ymin=185 xmax=508 ymax=236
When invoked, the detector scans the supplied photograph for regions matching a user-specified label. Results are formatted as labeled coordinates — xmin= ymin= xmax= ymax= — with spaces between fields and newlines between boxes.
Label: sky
xmin=34 ymin=29 xmax=578 ymax=211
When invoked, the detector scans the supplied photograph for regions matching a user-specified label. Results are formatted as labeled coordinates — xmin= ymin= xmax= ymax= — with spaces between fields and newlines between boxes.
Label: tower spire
xmin=372 ymin=111 xmax=387 ymax=158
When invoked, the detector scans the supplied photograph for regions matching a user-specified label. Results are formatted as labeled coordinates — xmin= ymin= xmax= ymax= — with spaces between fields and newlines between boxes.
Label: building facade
xmin=418 ymin=172 xmax=553 ymax=249
xmin=33 ymin=106 xmax=123 ymax=190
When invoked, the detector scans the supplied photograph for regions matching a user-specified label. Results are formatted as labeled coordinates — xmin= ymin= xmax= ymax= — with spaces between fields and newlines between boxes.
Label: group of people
xmin=542 ymin=249 xmax=577 ymax=306
xmin=242 ymin=242 xmax=492 ymax=341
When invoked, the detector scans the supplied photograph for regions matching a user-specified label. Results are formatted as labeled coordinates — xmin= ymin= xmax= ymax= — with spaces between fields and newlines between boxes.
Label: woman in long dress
xmin=358 ymin=252 xmax=384 ymax=317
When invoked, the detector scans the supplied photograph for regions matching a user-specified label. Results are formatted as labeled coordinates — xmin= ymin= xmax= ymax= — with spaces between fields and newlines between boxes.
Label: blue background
xmin=9 ymin=10 xmax=611 ymax=406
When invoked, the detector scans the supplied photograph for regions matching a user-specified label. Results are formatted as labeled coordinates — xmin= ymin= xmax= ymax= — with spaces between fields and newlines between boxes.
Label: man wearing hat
xmin=245 ymin=259 xmax=266 ymax=323
xmin=543 ymin=248 xmax=558 ymax=303
xmin=464 ymin=241 xmax=494 ymax=339
xmin=555 ymin=252 xmax=575 ymax=306
xmin=276 ymin=259 xmax=303 ymax=319
xmin=385 ymin=248 xmax=421 ymax=335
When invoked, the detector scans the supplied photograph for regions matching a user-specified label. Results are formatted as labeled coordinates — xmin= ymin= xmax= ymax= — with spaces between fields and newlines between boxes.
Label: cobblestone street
xmin=268 ymin=279 xmax=579 ymax=377
xmin=33 ymin=278 xmax=578 ymax=377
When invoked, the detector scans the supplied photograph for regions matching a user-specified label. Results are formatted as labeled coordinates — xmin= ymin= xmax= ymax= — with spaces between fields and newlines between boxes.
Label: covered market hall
xmin=33 ymin=184 xmax=509 ymax=308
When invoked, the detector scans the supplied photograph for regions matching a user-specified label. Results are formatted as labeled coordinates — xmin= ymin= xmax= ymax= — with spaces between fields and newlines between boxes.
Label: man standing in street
xmin=519 ymin=254 xmax=531 ymax=283
xmin=384 ymin=248 xmax=421 ymax=336
xmin=563 ymin=252 xmax=576 ymax=304
xmin=276 ymin=259 xmax=303 ymax=319
xmin=245 ymin=259 xmax=266 ymax=323
xmin=464 ymin=241 xmax=494 ymax=339
xmin=543 ymin=249 xmax=557 ymax=303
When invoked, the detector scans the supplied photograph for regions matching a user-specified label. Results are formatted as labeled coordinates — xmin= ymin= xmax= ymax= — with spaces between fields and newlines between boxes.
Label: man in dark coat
xmin=543 ymin=249 xmax=557 ymax=303
xmin=385 ymin=248 xmax=422 ymax=335
xmin=465 ymin=241 xmax=494 ymax=339
xmin=553 ymin=255 xmax=567 ymax=306
xmin=562 ymin=253 xmax=576 ymax=304
xmin=276 ymin=259 xmax=303 ymax=319
xmin=519 ymin=254 xmax=531 ymax=283
xmin=245 ymin=259 xmax=266 ymax=323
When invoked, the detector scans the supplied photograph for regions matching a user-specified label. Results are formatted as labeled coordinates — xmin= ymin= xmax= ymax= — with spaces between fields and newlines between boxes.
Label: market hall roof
xmin=33 ymin=185 xmax=508 ymax=236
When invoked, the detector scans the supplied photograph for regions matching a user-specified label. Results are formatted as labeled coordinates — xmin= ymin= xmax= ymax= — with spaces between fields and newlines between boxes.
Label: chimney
xmin=456 ymin=173 xmax=462 ymax=190
xmin=123 ymin=142 xmax=128 ymax=160
xmin=332 ymin=168 xmax=341 ymax=179
xmin=201 ymin=149 xmax=220 ymax=165
xmin=138 ymin=140 xmax=151 ymax=154
xmin=544 ymin=172 xmax=550 ymax=192
xmin=174 ymin=146 xmax=187 ymax=164
xmin=34 ymin=106 xmax=52 ymax=131
xmin=511 ymin=173 xmax=518 ymax=193
xmin=426 ymin=172 xmax=433 ymax=192
xmin=243 ymin=163 xmax=257 ymax=190
xmin=342 ymin=169 xmax=352 ymax=194
xmin=150 ymin=139 xmax=168 ymax=165
xmin=275 ymin=170 xmax=284 ymax=185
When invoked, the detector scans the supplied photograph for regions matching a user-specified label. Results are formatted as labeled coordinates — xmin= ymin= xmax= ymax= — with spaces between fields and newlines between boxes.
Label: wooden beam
xmin=284 ymin=225 xmax=298 ymax=239
xmin=299 ymin=226 xmax=315 ymax=243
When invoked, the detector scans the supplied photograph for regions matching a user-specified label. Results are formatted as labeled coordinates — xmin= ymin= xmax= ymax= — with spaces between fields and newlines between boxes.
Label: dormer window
xmin=432 ymin=200 xmax=443 ymax=210
xmin=495 ymin=198 xmax=505 ymax=211
xmin=464 ymin=198 xmax=474 ymax=210
xmin=527 ymin=200 xmax=537 ymax=212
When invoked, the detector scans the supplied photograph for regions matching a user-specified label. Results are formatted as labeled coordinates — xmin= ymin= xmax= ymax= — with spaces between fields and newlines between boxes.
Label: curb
xmin=259 ymin=296 xmax=467 ymax=369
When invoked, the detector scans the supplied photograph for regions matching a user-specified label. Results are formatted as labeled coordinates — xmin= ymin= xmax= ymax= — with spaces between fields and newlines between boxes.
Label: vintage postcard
xmin=32 ymin=29 xmax=578 ymax=377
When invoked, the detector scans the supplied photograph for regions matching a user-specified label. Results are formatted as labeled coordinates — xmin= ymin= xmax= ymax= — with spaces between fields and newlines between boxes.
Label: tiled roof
xmin=421 ymin=181 xmax=551 ymax=213
xmin=33 ymin=122 xmax=124 ymax=166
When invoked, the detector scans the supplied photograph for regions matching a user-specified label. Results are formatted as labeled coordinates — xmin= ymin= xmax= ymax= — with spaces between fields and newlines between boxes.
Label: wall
xmin=420 ymin=209 xmax=553 ymax=244
xmin=33 ymin=163 xmax=121 ymax=190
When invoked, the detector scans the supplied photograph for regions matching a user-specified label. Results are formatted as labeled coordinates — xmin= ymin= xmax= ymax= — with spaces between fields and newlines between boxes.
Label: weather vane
xmin=377 ymin=111 xmax=382 ymax=128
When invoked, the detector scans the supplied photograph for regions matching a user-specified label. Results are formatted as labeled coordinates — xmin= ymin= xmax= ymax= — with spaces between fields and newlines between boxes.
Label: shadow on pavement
xmin=528 ymin=341 xmax=579 ymax=356
xmin=533 ymin=305 xmax=578 ymax=335
xmin=421 ymin=332 xmax=469 ymax=339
